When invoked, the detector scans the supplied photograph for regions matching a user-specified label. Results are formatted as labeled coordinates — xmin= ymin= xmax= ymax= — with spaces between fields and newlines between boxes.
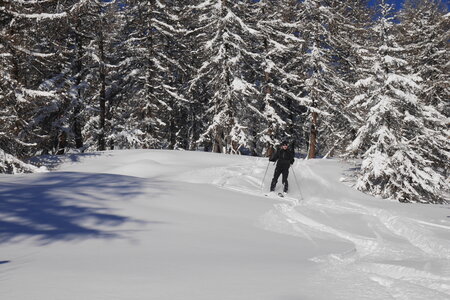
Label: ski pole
xmin=260 ymin=160 xmax=270 ymax=191
xmin=290 ymin=165 xmax=304 ymax=201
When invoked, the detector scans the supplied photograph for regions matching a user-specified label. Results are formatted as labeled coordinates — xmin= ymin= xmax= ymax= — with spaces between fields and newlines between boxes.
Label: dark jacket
xmin=269 ymin=148 xmax=295 ymax=169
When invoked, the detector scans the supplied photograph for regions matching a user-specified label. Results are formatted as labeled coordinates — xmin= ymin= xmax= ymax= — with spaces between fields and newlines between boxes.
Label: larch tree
xmin=399 ymin=0 xmax=449 ymax=116
xmin=320 ymin=0 xmax=373 ymax=157
xmin=190 ymin=0 xmax=262 ymax=154
xmin=70 ymin=0 xmax=123 ymax=151
xmin=120 ymin=0 xmax=189 ymax=150
xmin=398 ymin=0 xmax=449 ymax=197
xmin=299 ymin=0 xmax=358 ymax=159
xmin=346 ymin=0 xmax=448 ymax=203
xmin=255 ymin=0 xmax=308 ymax=156
xmin=0 ymin=0 xmax=70 ymax=171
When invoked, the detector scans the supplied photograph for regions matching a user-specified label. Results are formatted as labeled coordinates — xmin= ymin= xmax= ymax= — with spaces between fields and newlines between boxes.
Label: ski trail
xmin=250 ymin=159 xmax=450 ymax=299
xmin=345 ymin=202 xmax=450 ymax=259
xmin=276 ymin=203 xmax=382 ymax=258
xmin=361 ymin=263 xmax=450 ymax=293
xmin=415 ymin=220 xmax=450 ymax=230
xmin=175 ymin=157 xmax=450 ymax=299
xmin=270 ymin=161 xmax=450 ymax=300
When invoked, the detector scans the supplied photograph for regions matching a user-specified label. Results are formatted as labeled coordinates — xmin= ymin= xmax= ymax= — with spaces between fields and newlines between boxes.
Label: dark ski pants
xmin=270 ymin=166 xmax=289 ymax=192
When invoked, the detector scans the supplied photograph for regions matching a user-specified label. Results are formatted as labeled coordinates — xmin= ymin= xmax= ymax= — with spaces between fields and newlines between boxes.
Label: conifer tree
xmin=254 ymin=0 xmax=307 ymax=156
xmin=398 ymin=0 xmax=449 ymax=192
xmin=0 ymin=0 xmax=70 ymax=169
xmin=68 ymin=1 xmax=121 ymax=151
xmin=298 ymin=0 xmax=362 ymax=158
xmin=190 ymin=0 xmax=262 ymax=154
xmin=399 ymin=0 xmax=449 ymax=116
xmin=119 ymin=0 xmax=189 ymax=150
xmin=347 ymin=0 xmax=448 ymax=203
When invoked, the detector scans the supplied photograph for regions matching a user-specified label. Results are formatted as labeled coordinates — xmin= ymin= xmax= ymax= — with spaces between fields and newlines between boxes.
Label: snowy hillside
xmin=1 ymin=150 xmax=450 ymax=300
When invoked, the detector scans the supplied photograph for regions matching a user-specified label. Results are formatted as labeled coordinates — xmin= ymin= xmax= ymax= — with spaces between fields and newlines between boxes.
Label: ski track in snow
xmin=177 ymin=157 xmax=450 ymax=300
xmin=3 ymin=151 xmax=449 ymax=300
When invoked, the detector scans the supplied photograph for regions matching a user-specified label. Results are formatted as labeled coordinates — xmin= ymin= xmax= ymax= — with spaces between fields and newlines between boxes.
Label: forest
xmin=0 ymin=0 xmax=448 ymax=203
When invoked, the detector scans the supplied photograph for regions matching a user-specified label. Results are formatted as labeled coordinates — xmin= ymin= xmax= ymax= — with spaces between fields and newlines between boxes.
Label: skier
xmin=269 ymin=141 xmax=295 ymax=195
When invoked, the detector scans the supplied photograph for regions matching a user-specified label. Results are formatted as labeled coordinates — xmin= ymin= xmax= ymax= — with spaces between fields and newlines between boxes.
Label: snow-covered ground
xmin=1 ymin=149 xmax=449 ymax=300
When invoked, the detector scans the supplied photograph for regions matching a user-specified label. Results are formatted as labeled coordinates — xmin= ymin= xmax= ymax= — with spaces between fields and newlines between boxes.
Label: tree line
xmin=0 ymin=0 xmax=448 ymax=203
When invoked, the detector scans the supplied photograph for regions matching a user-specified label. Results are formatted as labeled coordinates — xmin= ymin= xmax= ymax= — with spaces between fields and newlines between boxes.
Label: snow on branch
xmin=8 ymin=0 xmax=54 ymax=4
xmin=162 ymin=85 xmax=189 ymax=103
xmin=223 ymin=8 xmax=260 ymax=36
xmin=188 ymin=1 xmax=212 ymax=10
xmin=355 ymin=77 xmax=375 ymax=88
xmin=379 ymin=45 xmax=404 ymax=53
xmin=22 ymin=88 xmax=56 ymax=98
xmin=274 ymin=86 xmax=310 ymax=106
xmin=11 ymin=45 xmax=54 ymax=58
xmin=382 ymin=55 xmax=407 ymax=67
xmin=4 ymin=8 xmax=67 ymax=20
xmin=0 ymin=149 xmax=47 ymax=174
xmin=153 ymin=18 xmax=184 ymax=34
xmin=230 ymin=77 xmax=257 ymax=95
xmin=386 ymin=74 xmax=421 ymax=89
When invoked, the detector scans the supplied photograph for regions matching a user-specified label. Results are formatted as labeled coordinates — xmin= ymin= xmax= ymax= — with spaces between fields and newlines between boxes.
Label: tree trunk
xmin=266 ymin=144 xmax=275 ymax=158
xmin=263 ymin=35 xmax=276 ymax=158
xmin=213 ymin=132 xmax=223 ymax=153
xmin=168 ymin=112 xmax=176 ymax=150
xmin=98 ymin=29 xmax=107 ymax=151
xmin=308 ymin=111 xmax=318 ymax=159
xmin=56 ymin=132 xmax=67 ymax=155
xmin=73 ymin=20 xmax=84 ymax=149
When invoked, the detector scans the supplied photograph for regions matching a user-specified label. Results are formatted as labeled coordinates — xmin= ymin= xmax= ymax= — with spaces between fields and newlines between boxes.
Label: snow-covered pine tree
xmin=399 ymin=0 xmax=449 ymax=116
xmin=175 ymin=2 xmax=206 ymax=151
xmin=0 ymin=0 xmax=70 ymax=171
xmin=105 ymin=0 xmax=154 ymax=149
xmin=346 ymin=0 xmax=448 ymax=203
xmin=320 ymin=0 xmax=374 ymax=157
xmin=254 ymin=0 xmax=307 ymax=156
xmin=26 ymin=0 xmax=85 ymax=156
xmin=397 ymin=0 xmax=449 ymax=192
xmin=299 ymin=0 xmax=358 ymax=159
xmin=154 ymin=1 xmax=190 ymax=150
xmin=0 ymin=1 xmax=21 ymax=159
xmin=189 ymin=0 xmax=261 ymax=154
xmin=68 ymin=0 xmax=123 ymax=151
xmin=119 ymin=0 xmax=189 ymax=150
xmin=0 ymin=1 xmax=35 ymax=172
xmin=63 ymin=1 xmax=90 ymax=152
xmin=85 ymin=0 xmax=148 ymax=151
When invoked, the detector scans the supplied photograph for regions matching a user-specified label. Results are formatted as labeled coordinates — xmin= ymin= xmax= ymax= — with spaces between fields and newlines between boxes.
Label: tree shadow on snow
xmin=0 ymin=172 xmax=166 ymax=245
xmin=28 ymin=152 xmax=102 ymax=170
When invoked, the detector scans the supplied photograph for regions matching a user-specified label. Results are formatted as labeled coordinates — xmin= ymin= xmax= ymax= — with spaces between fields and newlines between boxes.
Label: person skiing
xmin=269 ymin=141 xmax=295 ymax=194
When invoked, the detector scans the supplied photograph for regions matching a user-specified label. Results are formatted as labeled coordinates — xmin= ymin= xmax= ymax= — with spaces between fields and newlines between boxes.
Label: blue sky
xmin=368 ymin=0 xmax=405 ymax=11
xmin=369 ymin=0 xmax=449 ymax=11
xmin=249 ymin=0 xmax=449 ymax=12
xmin=252 ymin=0 xmax=448 ymax=11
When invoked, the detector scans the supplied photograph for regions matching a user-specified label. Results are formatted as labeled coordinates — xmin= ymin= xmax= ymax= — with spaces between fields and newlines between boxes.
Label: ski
xmin=265 ymin=192 xmax=299 ymax=204
xmin=265 ymin=192 xmax=287 ymax=198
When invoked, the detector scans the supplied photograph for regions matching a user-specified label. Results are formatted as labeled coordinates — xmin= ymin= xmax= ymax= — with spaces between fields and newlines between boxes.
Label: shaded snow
xmin=1 ymin=150 xmax=449 ymax=300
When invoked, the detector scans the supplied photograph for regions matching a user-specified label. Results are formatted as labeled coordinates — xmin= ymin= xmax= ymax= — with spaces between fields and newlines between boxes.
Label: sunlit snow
xmin=1 ymin=150 xmax=449 ymax=300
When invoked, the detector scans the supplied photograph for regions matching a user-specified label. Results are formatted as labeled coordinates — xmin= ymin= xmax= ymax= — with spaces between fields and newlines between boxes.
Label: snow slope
xmin=1 ymin=150 xmax=449 ymax=300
